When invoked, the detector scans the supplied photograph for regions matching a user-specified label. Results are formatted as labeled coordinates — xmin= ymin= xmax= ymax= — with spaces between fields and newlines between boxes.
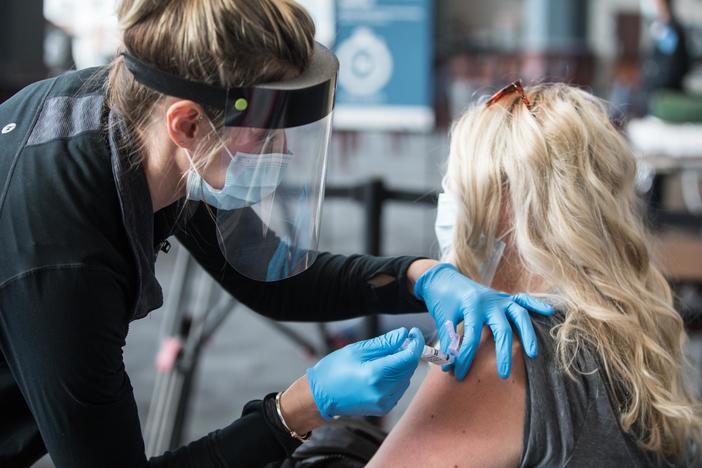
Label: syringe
xmin=418 ymin=346 xmax=455 ymax=366
xmin=403 ymin=321 xmax=460 ymax=366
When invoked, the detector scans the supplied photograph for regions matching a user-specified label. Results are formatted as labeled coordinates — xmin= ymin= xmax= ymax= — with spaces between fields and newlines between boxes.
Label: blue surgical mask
xmin=187 ymin=151 xmax=292 ymax=210
xmin=435 ymin=191 xmax=506 ymax=286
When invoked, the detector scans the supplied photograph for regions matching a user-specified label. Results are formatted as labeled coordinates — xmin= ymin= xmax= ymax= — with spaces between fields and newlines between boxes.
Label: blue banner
xmin=334 ymin=0 xmax=434 ymax=132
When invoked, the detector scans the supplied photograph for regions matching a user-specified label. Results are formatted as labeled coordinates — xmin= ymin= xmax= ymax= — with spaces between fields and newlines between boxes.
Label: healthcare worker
xmin=0 ymin=1 xmax=553 ymax=467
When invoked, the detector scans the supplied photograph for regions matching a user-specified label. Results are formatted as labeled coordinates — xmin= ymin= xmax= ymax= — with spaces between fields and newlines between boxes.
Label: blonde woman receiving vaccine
xmin=370 ymin=82 xmax=702 ymax=467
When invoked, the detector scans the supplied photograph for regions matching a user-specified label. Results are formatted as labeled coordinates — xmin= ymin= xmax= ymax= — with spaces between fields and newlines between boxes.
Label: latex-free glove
xmin=306 ymin=327 xmax=424 ymax=420
xmin=414 ymin=263 xmax=554 ymax=381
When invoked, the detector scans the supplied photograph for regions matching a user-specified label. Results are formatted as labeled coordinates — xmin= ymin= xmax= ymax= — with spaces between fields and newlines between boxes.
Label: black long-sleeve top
xmin=0 ymin=68 xmax=425 ymax=467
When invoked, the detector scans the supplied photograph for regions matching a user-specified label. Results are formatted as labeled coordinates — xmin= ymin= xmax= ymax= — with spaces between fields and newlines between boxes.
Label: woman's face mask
xmin=435 ymin=191 xmax=506 ymax=286
xmin=186 ymin=125 xmax=292 ymax=210
xmin=435 ymin=192 xmax=458 ymax=260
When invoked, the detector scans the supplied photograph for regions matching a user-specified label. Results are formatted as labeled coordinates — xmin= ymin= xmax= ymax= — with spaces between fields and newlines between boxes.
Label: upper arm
xmin=0 ymin=266 xmax=149 ymax=468
xmin=369 ymin=329 xmax=527 ymax=468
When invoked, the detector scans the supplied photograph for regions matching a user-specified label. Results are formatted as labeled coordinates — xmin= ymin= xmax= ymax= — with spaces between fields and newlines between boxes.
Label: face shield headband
xmin=121 ymin=43 xmax=338 ymax=129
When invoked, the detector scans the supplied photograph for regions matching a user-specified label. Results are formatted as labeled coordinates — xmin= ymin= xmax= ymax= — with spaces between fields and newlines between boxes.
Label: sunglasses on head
xmin=485 ymin=79 xmax=532 ymax=111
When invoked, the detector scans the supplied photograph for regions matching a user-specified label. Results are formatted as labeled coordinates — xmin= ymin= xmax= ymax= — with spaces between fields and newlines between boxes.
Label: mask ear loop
xmin=479 ymin=238 xmax=506 ymax=286
xmin=479 ymin=226 xmax=512 ymax=286
xmin=182 ymin=115 xmax=208 ymax=202
xmin=180 ymin=114 xmax=210 ymax=167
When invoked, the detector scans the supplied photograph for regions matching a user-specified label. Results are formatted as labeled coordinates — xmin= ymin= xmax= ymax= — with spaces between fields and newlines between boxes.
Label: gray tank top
xmin=519 ymin=316 xmax=690 ymax=467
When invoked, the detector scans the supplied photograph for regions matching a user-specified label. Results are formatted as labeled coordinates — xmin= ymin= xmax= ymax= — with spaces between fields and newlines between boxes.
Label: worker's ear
xmin=165 ymin=100 xmax=207 ymax=151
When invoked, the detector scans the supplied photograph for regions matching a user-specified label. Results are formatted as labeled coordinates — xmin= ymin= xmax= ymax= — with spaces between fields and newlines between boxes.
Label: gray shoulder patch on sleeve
xmin=26 ymin=94 xmax=104 ymax=146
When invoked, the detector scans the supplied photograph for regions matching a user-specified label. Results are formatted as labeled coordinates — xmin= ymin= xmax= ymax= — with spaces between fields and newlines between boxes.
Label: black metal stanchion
xmin=362 ymin=178 xmax=385 ymax=341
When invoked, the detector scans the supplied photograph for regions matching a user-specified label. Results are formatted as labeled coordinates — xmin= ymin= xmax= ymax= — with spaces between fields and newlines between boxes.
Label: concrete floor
xmin=32 ymin=131 xmax=448 ymax=466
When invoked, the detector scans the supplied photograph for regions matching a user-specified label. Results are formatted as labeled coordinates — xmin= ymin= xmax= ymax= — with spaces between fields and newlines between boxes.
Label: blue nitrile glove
xmin=306 ymin=327 xmax=425 ymax=420
xmin=414 ymin=263 xmax=555 ymax=381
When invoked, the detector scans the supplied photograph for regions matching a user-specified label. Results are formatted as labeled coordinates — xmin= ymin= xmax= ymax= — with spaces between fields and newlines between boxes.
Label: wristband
xmin=275 ymin=392 xmax=311 ymax=443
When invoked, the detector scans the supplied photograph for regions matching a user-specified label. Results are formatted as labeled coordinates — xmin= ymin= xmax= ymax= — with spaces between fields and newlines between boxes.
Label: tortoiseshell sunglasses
xmin=485 ymin=79 xmax=531 ymax=111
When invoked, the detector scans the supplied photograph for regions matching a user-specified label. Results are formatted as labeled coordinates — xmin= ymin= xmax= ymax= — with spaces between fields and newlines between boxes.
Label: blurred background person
xmin=641 ymin=0 xmax=691 ymax=103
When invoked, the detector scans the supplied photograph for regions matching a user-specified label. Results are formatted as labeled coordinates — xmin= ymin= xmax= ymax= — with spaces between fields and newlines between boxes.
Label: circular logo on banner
xmin=1 ymin=123 xmax=16 ymax=134
xmin=336 ymin=27 xmax=393 ymax=97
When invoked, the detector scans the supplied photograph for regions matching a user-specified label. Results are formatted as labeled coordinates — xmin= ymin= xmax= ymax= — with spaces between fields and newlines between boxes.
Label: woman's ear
xmin=165 ymin=100 xmax=205 ymax=150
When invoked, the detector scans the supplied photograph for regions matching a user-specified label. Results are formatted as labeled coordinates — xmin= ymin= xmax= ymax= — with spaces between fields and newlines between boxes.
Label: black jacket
xmin=0 ymin=68 xmax=425 ymax=467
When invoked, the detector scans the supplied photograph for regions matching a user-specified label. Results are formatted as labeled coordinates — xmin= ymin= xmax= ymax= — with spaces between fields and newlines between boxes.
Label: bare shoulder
xmin=368 ymin=329 xmax=526 ymax=468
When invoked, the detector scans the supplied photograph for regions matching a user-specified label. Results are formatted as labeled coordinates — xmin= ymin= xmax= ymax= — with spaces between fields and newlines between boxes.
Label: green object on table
xmin=649 ymin=91 xmax=702 ymax=123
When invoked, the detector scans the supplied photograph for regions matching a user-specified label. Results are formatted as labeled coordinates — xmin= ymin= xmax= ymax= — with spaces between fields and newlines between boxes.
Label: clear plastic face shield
xmin=123 ymin=44 xmax=339 ymax=281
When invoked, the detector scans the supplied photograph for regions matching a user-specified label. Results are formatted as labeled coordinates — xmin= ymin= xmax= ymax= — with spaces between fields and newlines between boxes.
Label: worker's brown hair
xmin=105 ymin=0 xmax=315 ymax=154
